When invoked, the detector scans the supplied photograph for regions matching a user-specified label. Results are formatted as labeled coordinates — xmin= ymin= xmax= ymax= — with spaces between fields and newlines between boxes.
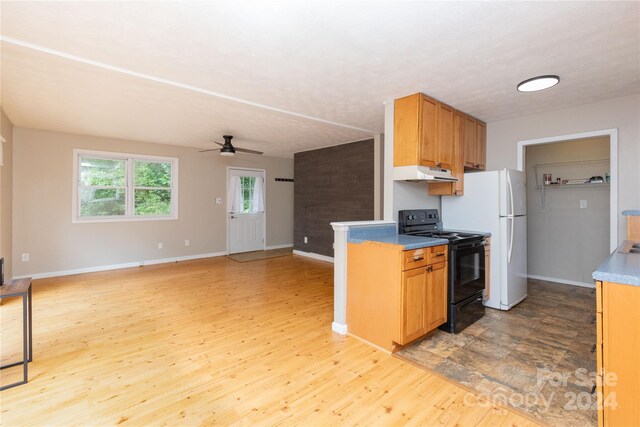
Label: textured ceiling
xmin=1 ymin=1 xmax=638 ymax=157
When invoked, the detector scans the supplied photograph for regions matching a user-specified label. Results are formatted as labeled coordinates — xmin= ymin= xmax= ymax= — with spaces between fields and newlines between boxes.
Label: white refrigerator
xmin=442 ymin=169 xmax=527 ymax=310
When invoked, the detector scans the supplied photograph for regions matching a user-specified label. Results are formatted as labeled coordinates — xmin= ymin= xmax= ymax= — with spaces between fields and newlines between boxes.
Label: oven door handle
xmin=453 ymin=241 xmax=485 ymax=251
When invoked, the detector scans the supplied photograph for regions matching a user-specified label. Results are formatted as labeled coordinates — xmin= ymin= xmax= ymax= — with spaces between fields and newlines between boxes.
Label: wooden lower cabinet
xmin=400 ymin=267 xmax=428 ymax=343
xmin=595 ymin=280 xmax=640 ymax=426
xmin=347 ymin=242 xmax=448 ymax=352
xmin=399 ymin=261 xmax=447 ymax=344
xmin=627 ymin=215 xmax=640 ymax=240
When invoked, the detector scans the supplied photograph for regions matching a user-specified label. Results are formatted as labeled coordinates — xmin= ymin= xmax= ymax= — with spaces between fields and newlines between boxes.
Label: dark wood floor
xmin=397 ymin=279 xmax=596 ymax=426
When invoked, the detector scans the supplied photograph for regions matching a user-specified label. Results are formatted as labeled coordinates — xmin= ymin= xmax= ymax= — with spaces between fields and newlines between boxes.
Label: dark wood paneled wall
xmin=294 ymin=139 xmax=375 ymax=257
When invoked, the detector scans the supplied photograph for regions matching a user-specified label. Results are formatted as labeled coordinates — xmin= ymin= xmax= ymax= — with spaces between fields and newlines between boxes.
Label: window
xmin=240 ymin=176 xmax=256 ymax=213
xmin=73 ymin=150 xmax=178 ymax=222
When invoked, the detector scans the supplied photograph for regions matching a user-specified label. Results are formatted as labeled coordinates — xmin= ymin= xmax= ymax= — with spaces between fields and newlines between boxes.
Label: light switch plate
xmin=215 ymin=197 xmax=223 ymax=204
xmin=580 ymin=200 xmax=587 ymax=209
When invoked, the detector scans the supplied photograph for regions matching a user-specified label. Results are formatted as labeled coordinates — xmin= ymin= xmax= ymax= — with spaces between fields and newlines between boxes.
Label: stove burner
xmin=431 ymin=232 xmax=459 ymax=238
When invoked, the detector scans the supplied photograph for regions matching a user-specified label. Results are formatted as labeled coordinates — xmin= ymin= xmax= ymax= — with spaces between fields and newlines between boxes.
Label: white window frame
xmin=72 ymin=149 xmax=179 ymax=223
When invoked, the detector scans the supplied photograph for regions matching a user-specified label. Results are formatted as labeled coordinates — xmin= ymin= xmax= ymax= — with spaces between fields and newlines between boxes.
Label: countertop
xmin=592 ymin=240 xmax=640 ymax=287
xmin=622 ymin=210 xmax=640 ymax=216
xmin=347 ymin=224 xmax=448 ymax=250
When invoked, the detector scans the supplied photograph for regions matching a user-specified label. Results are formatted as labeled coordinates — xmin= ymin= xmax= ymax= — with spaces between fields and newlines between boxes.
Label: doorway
xmin=227 ymin=168 xmax=266 ymax=254
xmin=524 ymin=136 xmax=611 ymax=286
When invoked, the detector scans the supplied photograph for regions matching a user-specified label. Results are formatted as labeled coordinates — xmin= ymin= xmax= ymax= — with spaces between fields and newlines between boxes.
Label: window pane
xmin=80 ymin=157 xmax=126 ymax=186
xmin=80 ymin=187 xmax=126 ymax=216
xmin=135 ymin=189 xmax=172 ymax=216
xmin=135 ymin=161 xmax=171 ymax=188
xmin=240 ymin=176 xmax=255 ymax=213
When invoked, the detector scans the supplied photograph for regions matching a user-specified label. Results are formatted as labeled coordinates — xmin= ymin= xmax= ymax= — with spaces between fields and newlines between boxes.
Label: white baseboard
xmin=264 ymin=243 xmax=294 ymax=250
xmin=13 ymin=251 xmax=228 ymax=280
xmin=292 ymin=250 xmax=334 ymax=263
xmin=332 ymin=322 xmax=348 ymax=335
xmin=528 ymin=274 xmax=595 ymax=288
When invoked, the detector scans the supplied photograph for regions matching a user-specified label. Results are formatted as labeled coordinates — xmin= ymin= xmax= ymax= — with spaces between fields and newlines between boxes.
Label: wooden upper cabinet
xmin=418 ymin=95 xmax=438 ymax=167
xmin=464 ymin=117 xmax=486 ymax=170
xmin=429 ymin=110 xmax=465 ymax=196
xmin=394 ymin=93 xmax=453 ymax=169
xmin=476 ymin=121 xmax=486 ymax=170
xmin=435 ymin=102 xmax=454 ymax=171
xmin=464 ymin=115 xmax=476 ymax=169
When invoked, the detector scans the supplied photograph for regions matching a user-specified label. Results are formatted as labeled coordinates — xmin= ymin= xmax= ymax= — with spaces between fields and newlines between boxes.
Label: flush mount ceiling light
xmin=517 ymin=75 xmax=560 ymax=92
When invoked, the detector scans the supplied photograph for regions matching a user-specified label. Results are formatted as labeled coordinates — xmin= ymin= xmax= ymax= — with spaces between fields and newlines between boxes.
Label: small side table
xmin=0 ymin=278 xmax=33 ymax=391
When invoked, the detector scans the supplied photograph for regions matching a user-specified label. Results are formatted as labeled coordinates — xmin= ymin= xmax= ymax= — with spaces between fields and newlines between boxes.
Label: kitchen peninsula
xmin=592 ymin=223 xmax=640 ymax=426
xmin=346 ymin=224 xmax=448 ymax=352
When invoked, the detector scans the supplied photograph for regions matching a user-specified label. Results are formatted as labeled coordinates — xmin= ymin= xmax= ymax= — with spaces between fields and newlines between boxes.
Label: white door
xmin=499 ymin=215 xmax=528 ymax=309
xmin=228 ymin=168 xmax=265 ymax=254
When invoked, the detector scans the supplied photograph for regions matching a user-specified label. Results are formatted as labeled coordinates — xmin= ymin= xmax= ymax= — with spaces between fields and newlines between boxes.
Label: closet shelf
xmin=535 ymin=182 xmax=610 ymax=190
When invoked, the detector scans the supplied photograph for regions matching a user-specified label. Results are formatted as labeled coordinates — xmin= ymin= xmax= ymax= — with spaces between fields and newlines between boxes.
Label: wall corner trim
xmin=332 ymin=322 xmax=348 ymax=335
xmin=292 ymin=250 xmax=334 ymax=263
xmin=264 ymin=243 xmax=294 ymax=250
xmin=13 ymin=251 xmax=228 ymax=280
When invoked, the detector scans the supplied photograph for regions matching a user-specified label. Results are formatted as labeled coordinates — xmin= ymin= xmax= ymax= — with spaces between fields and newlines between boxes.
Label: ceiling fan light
xmin=517 ymin=75 xmax=560 ymax=92
xmin=220 ymin=148 xmax=235 ymax=156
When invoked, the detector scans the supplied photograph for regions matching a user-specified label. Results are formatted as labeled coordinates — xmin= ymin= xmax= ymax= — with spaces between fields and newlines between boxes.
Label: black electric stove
xmin=399 ymin=209 xmax=486 ymax=334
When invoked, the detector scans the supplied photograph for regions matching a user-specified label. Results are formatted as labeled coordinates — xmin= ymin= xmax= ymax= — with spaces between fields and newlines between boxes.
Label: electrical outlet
xmin=158 ymin=242 xmax=163 ymax=249
xmin=304 ymin=236 xmax=308 ymax=244
xmin=22 ymin=253 xmax=30 ymax=262
xmin=215 ymin=197 xmax=223 ymax=204
xmin=185 ymin=239 xmax=190 ymax=247
xmin=580 ymin=200 xmax=588 ymax=209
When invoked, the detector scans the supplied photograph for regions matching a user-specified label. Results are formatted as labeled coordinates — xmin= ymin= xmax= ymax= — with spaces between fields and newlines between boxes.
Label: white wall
xmin=525 ymin=137 xmax=610 ymax=285
xmin=488 ymin=94 xmax=640 ymax=243
xmin=0 ymin=109 xmax=13 ymax=280
xmin=12 ymin=128 xmax=294 ymax=277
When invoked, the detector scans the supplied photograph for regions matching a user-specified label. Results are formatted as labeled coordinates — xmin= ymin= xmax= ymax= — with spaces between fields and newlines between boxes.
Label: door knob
xmin=230 ymin=215 xmax=237 ymax=219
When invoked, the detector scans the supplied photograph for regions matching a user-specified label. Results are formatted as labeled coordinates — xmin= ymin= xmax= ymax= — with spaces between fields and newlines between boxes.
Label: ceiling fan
xmin=198 ymin=135 xmax=263 ymax=156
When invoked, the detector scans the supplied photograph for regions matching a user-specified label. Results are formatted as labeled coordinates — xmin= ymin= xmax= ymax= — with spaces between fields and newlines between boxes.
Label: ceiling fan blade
xmin=213 ymin=141 xmax=225 ymax=147
xmin=235 ymin=147 xmax=264 ymax=155
xmin=198 ymin=148 xmax=222 ymax=153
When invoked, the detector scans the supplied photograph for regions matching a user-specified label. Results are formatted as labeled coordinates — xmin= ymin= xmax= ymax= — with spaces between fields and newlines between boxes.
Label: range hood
xmin=393 ymin=165 xmax=458 ymax=183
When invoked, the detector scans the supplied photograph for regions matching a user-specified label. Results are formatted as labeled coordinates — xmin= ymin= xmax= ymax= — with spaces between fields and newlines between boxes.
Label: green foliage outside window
xmin=79 ymin=157 xmax=126 ymax=217
xmin=78 ymin=155 xmax=174 ymax=218
xmin=240 ymin=176 xmax=256 ymax=213
xmin=134 ymin=161 xmax=172 ymax=216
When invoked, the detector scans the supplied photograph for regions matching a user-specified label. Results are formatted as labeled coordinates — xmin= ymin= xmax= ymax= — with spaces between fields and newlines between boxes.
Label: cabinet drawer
xmin=427 ymin=245 xmax=448 ymax=263
xmin=403 ymin=248 xmax=429 ymax=270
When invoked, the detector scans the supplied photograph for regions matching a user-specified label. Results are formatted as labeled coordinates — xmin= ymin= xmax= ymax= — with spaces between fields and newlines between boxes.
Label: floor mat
xmin=227 ymin=248 xmax=293 ymax=263
xmin=395 ymin=279 xmax=597 ymax=426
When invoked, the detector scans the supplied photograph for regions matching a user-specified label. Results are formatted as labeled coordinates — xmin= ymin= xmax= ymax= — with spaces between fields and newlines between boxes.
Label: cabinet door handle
xmin=412 ymin=256 xmax=424 ymax=261
xmin=433 ymin=253 xmax=445 ymax=257
xmin=591 ymin=344 xmax=597 ymax=353
xmin=426 ymin=266 xmax=433 ymax=272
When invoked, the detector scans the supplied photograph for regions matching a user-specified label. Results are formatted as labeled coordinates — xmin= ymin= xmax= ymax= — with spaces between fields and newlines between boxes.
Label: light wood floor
xmin=0 ymin=255 xmax=539 ymax=426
